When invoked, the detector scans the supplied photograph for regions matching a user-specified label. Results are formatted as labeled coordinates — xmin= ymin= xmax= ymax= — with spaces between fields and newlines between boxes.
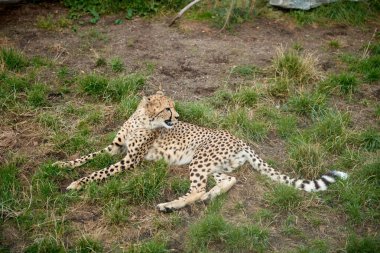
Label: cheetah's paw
xmin=156 ymin=200 xmax=185 ymax=213
xmin=66 ymin=180 xmax=83 ymax=190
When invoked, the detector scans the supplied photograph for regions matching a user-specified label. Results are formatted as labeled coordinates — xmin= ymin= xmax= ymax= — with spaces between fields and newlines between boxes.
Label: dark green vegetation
xmin=1 ymin=1 xmax=379 ymax=252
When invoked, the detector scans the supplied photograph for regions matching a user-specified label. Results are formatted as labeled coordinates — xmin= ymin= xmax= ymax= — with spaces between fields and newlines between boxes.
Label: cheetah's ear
xmin=156 ymin=84 xmax=164 ymax=96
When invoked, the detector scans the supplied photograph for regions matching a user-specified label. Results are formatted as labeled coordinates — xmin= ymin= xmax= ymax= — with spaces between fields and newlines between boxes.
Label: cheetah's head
xmin=142 ymin=91 xmax=179 ymax=129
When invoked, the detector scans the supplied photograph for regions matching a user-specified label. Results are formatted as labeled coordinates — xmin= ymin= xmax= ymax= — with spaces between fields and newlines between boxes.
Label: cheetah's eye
xmin=165 ymin=108 xmax=171 ymax=111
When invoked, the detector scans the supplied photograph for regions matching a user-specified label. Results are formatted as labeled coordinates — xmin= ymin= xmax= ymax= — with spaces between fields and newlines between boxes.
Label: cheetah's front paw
xmin=66 ymin=180 xmax=83 ymax=190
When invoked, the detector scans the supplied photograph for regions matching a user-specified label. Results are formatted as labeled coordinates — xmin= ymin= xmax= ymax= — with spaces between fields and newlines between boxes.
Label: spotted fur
xmin=54 ymin=91 xmax=348 ymax=212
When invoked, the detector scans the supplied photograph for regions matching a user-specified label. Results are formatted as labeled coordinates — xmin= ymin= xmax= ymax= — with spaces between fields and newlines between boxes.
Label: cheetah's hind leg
xmin=200 ymin=173 xmax=237 ymax=203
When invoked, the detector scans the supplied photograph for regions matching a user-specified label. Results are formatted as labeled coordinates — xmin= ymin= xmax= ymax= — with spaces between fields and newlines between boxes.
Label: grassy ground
xmin=1 ymin=1 xmax=380 ymax=252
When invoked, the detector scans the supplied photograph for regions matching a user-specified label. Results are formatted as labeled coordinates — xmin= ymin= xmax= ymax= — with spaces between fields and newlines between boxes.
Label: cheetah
xmin=54 ymin=91 xmax=348 ymax=212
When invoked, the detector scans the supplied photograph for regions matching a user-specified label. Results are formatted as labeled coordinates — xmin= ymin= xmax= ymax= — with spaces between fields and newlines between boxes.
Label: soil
xmin=0 ymin=2 xmax=379 ymax=252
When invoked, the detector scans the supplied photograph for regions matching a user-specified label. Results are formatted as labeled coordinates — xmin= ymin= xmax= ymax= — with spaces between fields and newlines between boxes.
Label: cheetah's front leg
xmin=54 ymin=127 xmax=128 ymax=169
xmin=66 ymin=154 xmax=138 ymax=190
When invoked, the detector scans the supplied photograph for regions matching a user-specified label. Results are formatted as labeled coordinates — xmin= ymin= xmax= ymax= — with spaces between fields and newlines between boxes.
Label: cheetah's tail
xmin=246 ymin=149 xmax=348 ymax=192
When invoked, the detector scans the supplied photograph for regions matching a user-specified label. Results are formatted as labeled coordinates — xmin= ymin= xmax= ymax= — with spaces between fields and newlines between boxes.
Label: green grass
xmin=125 ymin=160 xmax=168 ymax=204
xmin=110 ymin=57 xmax=124 ymax=72
xmin=275 ymin=114 xmax=297 ymax=138
xmin=328 ymin=39 xmax=341 ymax=49
xmin=288 ymin=138 xmax=327 ymax=178
xmin=175 ymin=100 xmax=216 ymax=127
xmin=289 ymin=1 xmax=379 ymax=26
xmin=325 ymin=160 xmax=380 ymax=224
xmin=24 ymin=237 xmax=66 ymax=253
xmin=264 ymin=184 xmax=303 ymax=212
xmin=319 ymin=73 xmax=359 ymax=95
xmin=292 ymin=239 xmax=329 ymax=253
xmin=116 ymin=95 xmax=140 ymax=119
xmin=83 ymin=160 xmax=168 ymax=205
xmin=221 ymin=108 xmax=269 ymax=142
xmin=74 ymin=237 xmax=104 ymax=253
xmin=78 ymin=73 xmax=108 ymax=97
xmin=95 ymin=57 xmax=107 ymax=67
xmin=187 ymin=213 xmax=269 ymax=252
xmin=211 ymin=87 xmax=259 ymax=108
xmin=231 ymin=64 xmax=259 ymax=78
xmin=104 ymin=198 xmax=129 ymax=224
xmin=287 ymin=92 xmax=326 ymax=118
xmin=79 ymin=73 xmax=145 ymax=101
xmin=127 ymin=239 xmax=168 ymax=253
xmin=27 ymin=83 xmax=49 ymax=107
xmin=272 ymin=48 xmax=319 ymax=87
xmin=281 ymin=215 xmax=304 ymax=237
xmin=36 ymin=15 xmax=72 ymax=30
xmin=0 ymin=161 xmax=22 ymax=215
xmin=170 ymin=177 xmax=190 ymax=196
xmin=360 ymin=129 xmax=380 ymax=152
xmin=0 ymin=47 xmax=29 ymax=71
xmin=346 ymin=234 xmax=380 ymax=253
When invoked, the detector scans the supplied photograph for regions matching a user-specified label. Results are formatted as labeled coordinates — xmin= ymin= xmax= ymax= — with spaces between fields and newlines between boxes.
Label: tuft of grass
xmin=0 ymin=161 xmax=22 ymax=215
xmin=0 ymin=73 xmax=31 ymax=108
xmin=127 ymin=239 xmax=168 ymax=253
xmin=36 ymin=15 xmax=56 ymax=30
xmin=0 ymin=47 xmax=28 ymax=71
xmin=210 ymin=87 xmax=259 ymax=108
xmin=281 ymin=215 xmax=304 ymax=237
xmin=328 ymin=39 xmax=341 ymax=49
xmin=27 ymin=83 xmax=48 ymax=107
xmin=319 ymin=73 xmax=359 ymax=95
xmin=272 ymin=47 xmax=319 ymax=87
xmin=125 ymin=160 xmax=168 ymax=204
xmin=287 ymin=92 xmax=326 ymax=118
xmin=288 ymin=137 xmax=327 ymax=178
xmin=95 ymin=57 xmax=107 ymax=67
xmin=24 ymin=237 xmax=65 ymax=253
xmin=79 ymin=73 xmax=145 ymax=101
xmin=292 ymin=239 xmax=329 ymax=253
xmin=36 ymin=15 xmax=72 ymax=30
xmin=356 ymin=55 xmax=380 ymax=83
xmin=187 ymin=213 xmax=268 ymax=252
xmin=289 ymin=1 xmax=377 ymax=26
xmin=325 ymin=160 xmax=380 ymax=224
xmin=360 ymin=129 xmax=380 ymax=152
xmin=106 ymin=74 xmax=145 ymax=101
xmin=231 ymin=64 xmax=259 ymax=78
xmin=268 ymin=78 xmax=291 ymax=98
xmin=233 ymin=86 xmax=259 ymax=107
xmin=38 ymin=113 xmax=62 ymax=131
xmin=264 ymin=184 xmax=303 ymax=212
xmin=110 ymin=57 xmax=124 ymax=72
xmin=346 ymin=235 xmax=380 ymax=253
xmin=275 ymin=114 xmax=297 ymax=138
xmin=116 ymin=95 xmax=140 ymax=119
xmin=74 ymin=236 xmax=104 ymax=253
xmin=170 ymin=177 xmax=190 ymax=196
xmin=175 ymin=101 xmax=216 ymax=127
xmin=78 ymin=73 xmax=108 ymax=97
xmin=53 ymin=130 xmax=93 ymax=154
xmin=221 ymin=108 xmax=269 ymax=142
xmin=104 ymin=199 xmax=129 ymax=225
xmin=311 ymin=110 xmax=351 ymax=153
